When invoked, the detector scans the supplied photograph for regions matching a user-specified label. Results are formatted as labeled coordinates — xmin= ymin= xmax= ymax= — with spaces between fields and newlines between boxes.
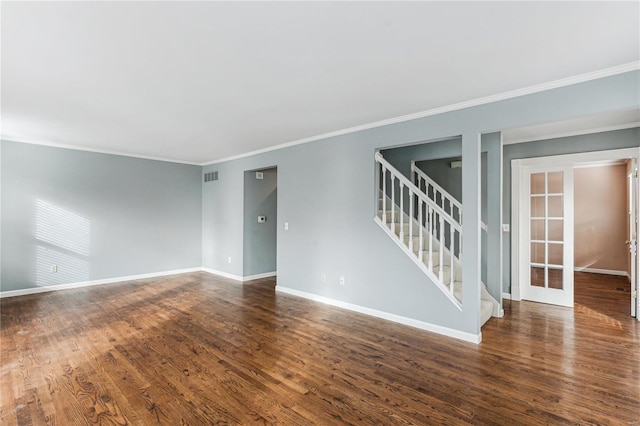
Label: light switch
xmin=284 ymin=222 xmax=289 ymax=230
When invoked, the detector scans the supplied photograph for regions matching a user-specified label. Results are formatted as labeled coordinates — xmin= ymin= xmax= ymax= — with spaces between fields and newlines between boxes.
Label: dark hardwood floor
xmin=1 ymin=271 xmax=639 ymax=425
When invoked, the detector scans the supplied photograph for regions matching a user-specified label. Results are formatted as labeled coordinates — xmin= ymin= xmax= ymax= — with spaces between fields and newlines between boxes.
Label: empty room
xmin=1 ymin=2 xmax=639 ymax=425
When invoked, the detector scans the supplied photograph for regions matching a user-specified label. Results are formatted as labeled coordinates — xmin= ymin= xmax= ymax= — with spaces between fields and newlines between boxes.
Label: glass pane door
xmin=522 ymin=165 xmax=573 ymax=307
xmin=529 ymin=171 xmax=565 ymax=290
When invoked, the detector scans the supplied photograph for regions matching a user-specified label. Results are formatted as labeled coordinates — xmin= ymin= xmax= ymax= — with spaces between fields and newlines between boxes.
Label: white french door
xmin=512 ymin=148 xmax=640 ymax=312
xmin=629 ymin=159 xmax=639 ymax=319
xmin=520 ymin=166 xmax=574 ymax=307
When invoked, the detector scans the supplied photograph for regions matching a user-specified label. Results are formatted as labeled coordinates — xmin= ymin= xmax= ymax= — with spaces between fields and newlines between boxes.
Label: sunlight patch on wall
xmin=36 ymin=200 xmax=91 ymax=256
xmin=36 ymin=245 xmax=90 ymax=286
xmin=35 ymin=199 xmax=91 ymax=286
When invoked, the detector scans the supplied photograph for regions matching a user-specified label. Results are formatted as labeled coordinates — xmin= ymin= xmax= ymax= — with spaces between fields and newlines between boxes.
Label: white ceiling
xmin=2 ymin=1 xmax=639 ymax=165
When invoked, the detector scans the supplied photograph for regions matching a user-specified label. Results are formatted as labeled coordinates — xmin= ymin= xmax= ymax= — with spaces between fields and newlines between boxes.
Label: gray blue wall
xmin=243 ymin=167 xmax=277 ymax=276
xmin=1 ymin=141 xmax=202 ymax=291
xmin=502 ymin=127 xmax=640 ymax=293
xmin=416 ymin=156 xmax=463 ymax=202
xmin=202 ymin=71 xmax=639 ymax=337
xmin=1 ymin=70 xmax=637 ymax=339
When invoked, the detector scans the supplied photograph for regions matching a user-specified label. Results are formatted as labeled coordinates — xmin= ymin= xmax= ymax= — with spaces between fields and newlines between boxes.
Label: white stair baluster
xmin=418 ymin=199 xmax=424 ymax=261
xmin=438 ymin=213 xmax=444 ymax=282
xmin=381 ymin=165 xmax=387 ymax=223
xmin=374 ymin=152 xmax=468 ymax=310
xmin=399 ymin=183 xmax=404 ymax=241
xmin=449 ymin=224 xmax=455 ymax=292
xmin=428 ymin=207 xmax=433 ymax=270
xmin=411 ymin=161 xmax=416 ymax=188
xmin=390 ymin=175 xmax=396 ymax=234
xmin=408 ymin=189 xmax=414 ymax=252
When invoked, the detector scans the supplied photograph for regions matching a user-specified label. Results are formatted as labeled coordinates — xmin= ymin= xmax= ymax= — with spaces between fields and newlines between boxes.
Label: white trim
xmin=0 ymin=138 xmax=201 ymax=166
xmin=200 ymin=267 xmax=244 ymax=282
xmin=498 ymin=132 xmax=504 ymax=311
xmin=511 ymin=147 xmax=640 ymax=302
xmin=503 ymin=122 xmax=640 ymax=145
xmin=574 ymin=267 xmax=628 ymax=276
xmin=502 ymin=292 xmax=512 ymax=300
xmin=275 ymin=285 xmax=481 ymax=344
xmin=373 ymin=217 xmax=463 ymax=310
xmin=200 ymin=268 xmax=277 ymax=282
xmin=3 ymin=63 xmax=637 ymax=167
xmin=510 ymin=159 xmax=522 ymax=301
xmin=243 ymin=271 xmax=277 ymax=281
xmin=516 ymin=147 xmax=639 ymax=167
xmin=573 ymin=159 xmax=629 ymax=169
xmin=0 ymin=267 xmax=278 ymax=298
xmin=0 ymin=267 xmax=202 ymax=299
xmin=202 ymin=62 xmax=640 ymax=166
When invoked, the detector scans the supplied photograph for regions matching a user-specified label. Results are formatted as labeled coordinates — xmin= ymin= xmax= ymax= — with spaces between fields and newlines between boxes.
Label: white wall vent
xmin=204 ymin=171 xmax=219 ymax=182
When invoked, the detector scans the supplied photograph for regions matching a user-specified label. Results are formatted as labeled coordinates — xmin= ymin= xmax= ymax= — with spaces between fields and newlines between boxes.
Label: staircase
xmin=374 ymin=152 xmax=498 ymax=326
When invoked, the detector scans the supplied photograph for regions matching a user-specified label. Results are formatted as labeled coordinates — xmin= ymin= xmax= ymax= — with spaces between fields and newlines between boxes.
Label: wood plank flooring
xmin=1 ymin=271 xmax=639 ymax=425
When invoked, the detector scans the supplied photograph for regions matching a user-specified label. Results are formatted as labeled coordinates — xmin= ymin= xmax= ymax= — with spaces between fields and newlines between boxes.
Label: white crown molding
xmin=3 ymin=62 xmax=637 ymax=167
xmin=0 ymin=137 xmax=202 ymax=166
xmin=275 ymin=285 xmax=482 ymax=344
xmin=503 ymin=122 xmax=640 ymax=145
xmin=0 ymin=267 xmax=202 ymax=299
xmin=201 ymin=61 xmax=640 ymax=166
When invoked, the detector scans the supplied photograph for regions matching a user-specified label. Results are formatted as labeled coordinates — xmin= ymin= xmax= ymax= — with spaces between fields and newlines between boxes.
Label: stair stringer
xmin=378 ymin=192 xmax=461 ymax=281
xmin=378 ymin=193 xmax=500 ymax=324
xmin=373 ymin=215 xmax=463 ymax=311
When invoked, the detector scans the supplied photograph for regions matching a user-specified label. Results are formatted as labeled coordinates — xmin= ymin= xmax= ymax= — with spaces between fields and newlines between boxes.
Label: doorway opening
xmin=512 ymin=147 xmax=639 ymax=318
xmin=243 ymin=167 xmax=278 ymax=281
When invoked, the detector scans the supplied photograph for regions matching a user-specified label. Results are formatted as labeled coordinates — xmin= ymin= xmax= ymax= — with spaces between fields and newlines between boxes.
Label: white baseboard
xmin=199 ymin=268 xmax=276 ymax=282
xmin=275 ymin=285 xmax=481 ymax=344
xmin=502 ymin=292 xmax=512 ymax=300
xmin=0 ymin=267 xmax=277 ymax=298
xmin=243 ymin=271 xmax=277 ymax=281
xmin=574 ymin=267 xmax=628 ymax=276
xmin=200 ymin=267 xmax=244 ymax=281
xmin=0 ymin=267 xmax=202 ymax=299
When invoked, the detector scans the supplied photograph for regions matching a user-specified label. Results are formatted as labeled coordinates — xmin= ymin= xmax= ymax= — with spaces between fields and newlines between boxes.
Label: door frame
xmin=629 ymin=158 xmax=639 ymax=319
xmin=511 ymin=147 xmax=640 ymax=303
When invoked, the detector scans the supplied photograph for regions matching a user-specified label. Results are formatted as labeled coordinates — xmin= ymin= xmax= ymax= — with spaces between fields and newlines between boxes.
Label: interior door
xmin=521 ymin=166 xmax=574 ymax=307
xmin=629 ymin=159 xmax=639 ymax=318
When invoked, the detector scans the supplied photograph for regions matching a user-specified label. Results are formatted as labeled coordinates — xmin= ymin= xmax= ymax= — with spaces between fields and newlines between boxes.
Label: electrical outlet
xmin=51 ymin=265 xmax=57 ymax=273
xmin=501 ymin=224 xmax=510 ymax=233
xmin=321 ymin=273 xmax=326 ymax=283
xmin=228 ymin=257 xmax=232 ymax=264
xmin=339 ymin=276 xmax=345 ymax=285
